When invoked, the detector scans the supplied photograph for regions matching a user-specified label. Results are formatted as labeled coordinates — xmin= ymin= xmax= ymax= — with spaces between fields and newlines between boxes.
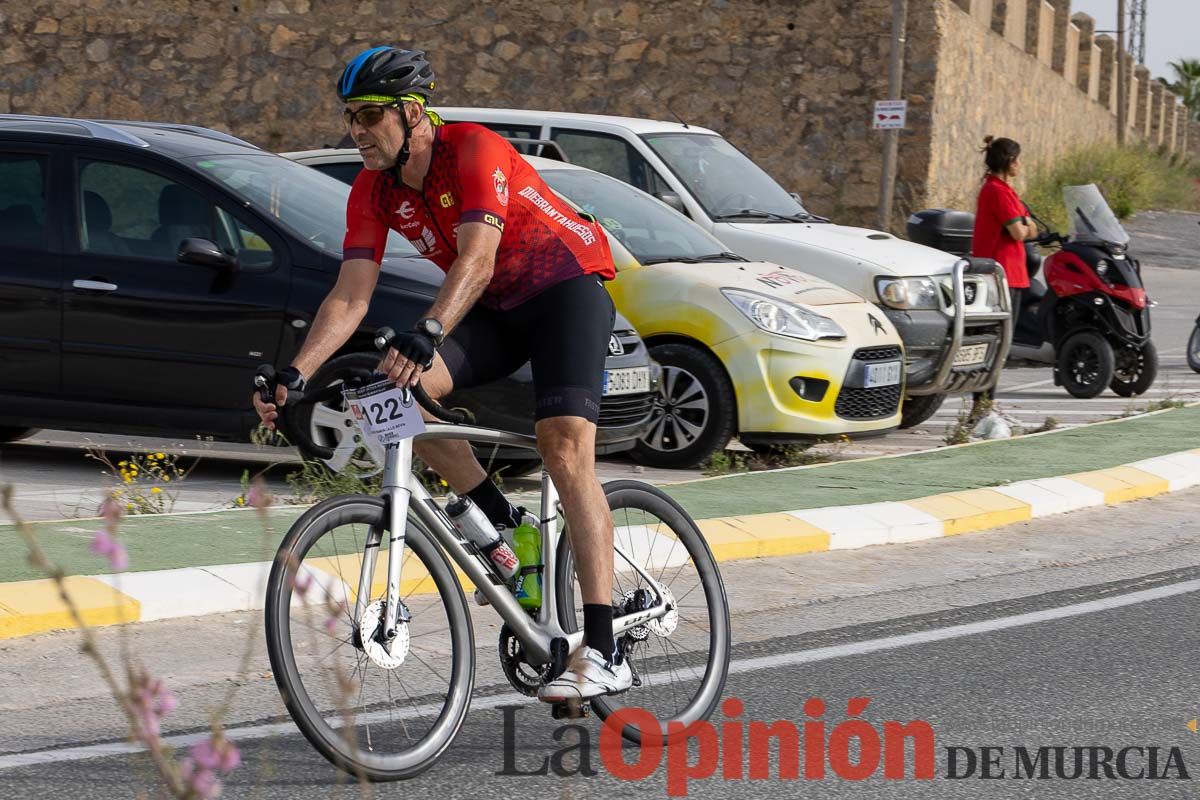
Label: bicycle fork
xmin=352 ymin=439 xmax=413 ymax=643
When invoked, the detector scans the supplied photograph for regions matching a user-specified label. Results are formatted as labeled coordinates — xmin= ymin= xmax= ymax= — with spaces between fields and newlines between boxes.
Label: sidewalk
xmin=2 ymin=406 xmax=1198 ymax=639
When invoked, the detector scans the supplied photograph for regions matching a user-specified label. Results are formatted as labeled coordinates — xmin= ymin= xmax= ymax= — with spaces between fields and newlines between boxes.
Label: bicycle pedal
xmin=551 ymin=700 xmax=591 ymax=720
xmin=473 ymin=588 xmax=490 ymax=607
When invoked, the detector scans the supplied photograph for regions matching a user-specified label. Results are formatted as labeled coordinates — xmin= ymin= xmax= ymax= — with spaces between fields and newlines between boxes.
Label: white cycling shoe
xmin=538 ymin=646 xmax=633 ymax=702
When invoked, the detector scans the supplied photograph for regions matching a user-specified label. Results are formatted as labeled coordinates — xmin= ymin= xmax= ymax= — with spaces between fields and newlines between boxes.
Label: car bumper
xmin=713 ymin=332 xmax=904 ymax=440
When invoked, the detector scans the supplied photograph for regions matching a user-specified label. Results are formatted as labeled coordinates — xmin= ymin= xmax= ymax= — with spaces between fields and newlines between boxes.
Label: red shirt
xmin=343 ymin=123 xmax=615 ymax=309
xmin=971 ymin=174 xmax=1029 ymax=289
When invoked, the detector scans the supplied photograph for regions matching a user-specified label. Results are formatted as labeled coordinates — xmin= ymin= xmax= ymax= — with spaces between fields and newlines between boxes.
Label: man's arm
xmin=252 ymin=258 xmax=379 ymax=428
xmin=378 ymin=221 xmax=501 ymax=387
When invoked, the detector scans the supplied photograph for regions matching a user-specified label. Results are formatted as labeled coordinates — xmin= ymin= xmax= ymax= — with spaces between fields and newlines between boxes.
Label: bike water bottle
xmin=445 ymin=494 xmax=519 ymax=583
xmin=512 ymin=521 xmax=542 ymax=611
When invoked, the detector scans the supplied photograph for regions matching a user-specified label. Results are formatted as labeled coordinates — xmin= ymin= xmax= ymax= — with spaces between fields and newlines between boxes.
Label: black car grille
xmin=835 ymin=346 xmax=903 ymax=420
xmin=598 ymin=393 xmax=655 ymax=427
xmin=610 ymin=329 xmax=641 ymax=356
xmin=835 ymin=384 xmax=902 ymax=420
xmin=853 ymin=346 xmax=902 ymax=362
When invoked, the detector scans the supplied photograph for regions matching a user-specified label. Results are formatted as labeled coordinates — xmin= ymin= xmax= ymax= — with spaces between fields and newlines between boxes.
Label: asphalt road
xmin=1 ymin=488 xmax=1197 ymax=798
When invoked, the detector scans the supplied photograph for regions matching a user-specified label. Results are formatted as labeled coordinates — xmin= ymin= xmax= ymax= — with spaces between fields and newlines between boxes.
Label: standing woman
xmin=971 ymin=136 xmax=1036 ymax=405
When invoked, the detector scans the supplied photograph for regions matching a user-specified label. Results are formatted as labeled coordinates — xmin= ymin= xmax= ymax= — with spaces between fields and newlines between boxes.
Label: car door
xmin=61 ymin=152 xmax=291 ymax=411
xmin=0 ymin=145 xmax=62 ymax=397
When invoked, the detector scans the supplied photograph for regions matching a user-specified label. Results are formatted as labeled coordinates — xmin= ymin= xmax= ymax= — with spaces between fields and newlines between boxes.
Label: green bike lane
xmin=2 ymin=405 xmax=1198 ymax=585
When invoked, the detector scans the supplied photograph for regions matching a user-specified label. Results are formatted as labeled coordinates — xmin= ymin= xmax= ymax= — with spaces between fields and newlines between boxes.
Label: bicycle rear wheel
xmin=265 ymin=495 xmax=473 ymax=780
xmin=555 ymin=480 xmax=730 ymax=743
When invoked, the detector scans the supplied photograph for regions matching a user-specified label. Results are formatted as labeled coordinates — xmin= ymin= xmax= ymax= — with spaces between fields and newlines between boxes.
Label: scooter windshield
xmin=1064 ymin=184 xmax=1130 ymax=246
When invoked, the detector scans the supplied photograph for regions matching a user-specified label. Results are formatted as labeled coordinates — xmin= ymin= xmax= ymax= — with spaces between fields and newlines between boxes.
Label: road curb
xmin=2 ymin=446 xmax=1198 ymax=641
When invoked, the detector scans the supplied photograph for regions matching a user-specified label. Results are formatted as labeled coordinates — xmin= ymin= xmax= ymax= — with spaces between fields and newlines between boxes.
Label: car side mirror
xmin=655 ymin=192 xmax=688 ymax=216
xmin=178 ymin=238 xmax=238 ymax=271
xmin=789 ymin=192 xmax=804 ymax=204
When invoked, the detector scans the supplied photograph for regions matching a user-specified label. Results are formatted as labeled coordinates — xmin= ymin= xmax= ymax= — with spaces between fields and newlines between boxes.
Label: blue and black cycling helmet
xmin=337 ymin=46 xmax=436 ymax=103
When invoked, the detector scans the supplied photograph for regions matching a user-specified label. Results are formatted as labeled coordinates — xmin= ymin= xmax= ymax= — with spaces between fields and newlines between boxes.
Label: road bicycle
xmin=256 ymin=330 xmax=730 ymax=780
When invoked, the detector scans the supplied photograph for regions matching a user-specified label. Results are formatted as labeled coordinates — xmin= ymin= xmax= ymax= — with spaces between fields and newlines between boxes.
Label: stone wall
xmin=0 ymin=0 xmax=1189 ymax=230
xmin=916 ymin=0 xmax=1119 ymax=212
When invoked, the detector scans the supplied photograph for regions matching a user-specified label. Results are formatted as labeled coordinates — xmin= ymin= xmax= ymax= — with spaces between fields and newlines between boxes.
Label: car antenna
xmin=637 ymin=79 xmax=689 ymax=129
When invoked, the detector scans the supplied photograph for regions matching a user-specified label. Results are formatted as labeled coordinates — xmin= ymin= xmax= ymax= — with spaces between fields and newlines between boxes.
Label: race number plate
xmin=952 ymin=343 xmax=989 ymax=368
xmin=603 ymin=366 xmax=651 ymax=396
xmin=343 ymin=379 xmax=426 ymax=446
xmin=864 ymin=361 xmax=902 ymax=388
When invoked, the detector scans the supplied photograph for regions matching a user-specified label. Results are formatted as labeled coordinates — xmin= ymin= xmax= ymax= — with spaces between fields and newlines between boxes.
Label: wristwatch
xmin=415 ymin=317 xmax=445 ymax=346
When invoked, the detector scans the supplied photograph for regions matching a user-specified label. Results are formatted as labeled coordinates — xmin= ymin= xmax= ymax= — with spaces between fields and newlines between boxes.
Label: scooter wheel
xmin=1188 ymin=325 xmax=1200 ymax=374
xmin=1056 ymin=330 xmax=1114 ymax=399
xmin=1110 ymin=341 xmax=1157 ymax=397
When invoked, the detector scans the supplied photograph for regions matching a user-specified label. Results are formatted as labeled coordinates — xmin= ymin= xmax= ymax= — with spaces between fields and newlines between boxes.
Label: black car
xmin=0 ymin=115 xmax=656 ymax=472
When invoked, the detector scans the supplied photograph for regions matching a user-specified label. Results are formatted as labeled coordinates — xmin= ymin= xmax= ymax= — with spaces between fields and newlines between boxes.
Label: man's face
xmin=345 ymin=101 xmax=408 ymax=171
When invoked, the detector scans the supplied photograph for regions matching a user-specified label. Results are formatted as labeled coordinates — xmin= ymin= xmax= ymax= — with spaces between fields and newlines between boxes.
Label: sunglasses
xmin=342 ymin=103 xmax=398 ymax=128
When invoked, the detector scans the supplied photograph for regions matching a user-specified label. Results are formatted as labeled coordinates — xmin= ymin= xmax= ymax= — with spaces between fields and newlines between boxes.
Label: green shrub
xmin=1024 ymin=145 xmax=1199 ymax=233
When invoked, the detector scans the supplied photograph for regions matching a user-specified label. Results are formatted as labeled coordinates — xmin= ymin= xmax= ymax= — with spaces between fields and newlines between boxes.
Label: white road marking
xmin=2 ymin=578 xmax=1195 ymax=771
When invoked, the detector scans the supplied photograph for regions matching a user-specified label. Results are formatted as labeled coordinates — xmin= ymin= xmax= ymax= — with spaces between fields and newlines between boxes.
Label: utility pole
xmin=1128 ymin=0 xmax=1147 ymax=64
xmin=877 ymin=0 xmax=909 ymax=232
xmin=1117 ymin=0 xmax=1127 ymax=146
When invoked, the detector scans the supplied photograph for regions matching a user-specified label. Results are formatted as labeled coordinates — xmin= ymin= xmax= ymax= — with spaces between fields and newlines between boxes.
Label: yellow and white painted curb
xmin=2 ymin=449 xmax=1198 ymax=641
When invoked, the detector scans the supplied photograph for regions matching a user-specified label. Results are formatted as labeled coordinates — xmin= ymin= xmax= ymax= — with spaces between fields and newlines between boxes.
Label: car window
xmin=312 ymin=161 xmax=361 ymax=186
xmin=549 ymin=129 xmax=671 ymax=196
xmin=215 ymin=207 xmax=275 ymax=270
xmin=79 ymin=161 xmax=215 ymax=260
xmin=476 ymin=122 xmax=541 ymax=140
xmin=0 ymin=154 xmax=48 ymax=251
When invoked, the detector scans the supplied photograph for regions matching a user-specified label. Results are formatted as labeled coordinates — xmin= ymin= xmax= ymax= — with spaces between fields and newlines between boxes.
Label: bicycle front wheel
xmin=265 ymin=495 xmax=474 ymax=780
xmin=556 ymin=480 xmax=730 ymax=742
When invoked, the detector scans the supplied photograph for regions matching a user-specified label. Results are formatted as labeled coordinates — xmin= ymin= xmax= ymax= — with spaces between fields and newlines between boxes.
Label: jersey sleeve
xmin=453 ymin=126 xmax=513 ymax=233
xmin=995 ymin=183 xmax=1026 ymax=228
xmin=342 ymin=171 xmax=389 ymax=263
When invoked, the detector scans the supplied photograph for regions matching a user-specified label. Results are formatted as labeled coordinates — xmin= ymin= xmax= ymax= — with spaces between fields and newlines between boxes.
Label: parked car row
xmin=0 ymin=108 xmax=1014 ymax=470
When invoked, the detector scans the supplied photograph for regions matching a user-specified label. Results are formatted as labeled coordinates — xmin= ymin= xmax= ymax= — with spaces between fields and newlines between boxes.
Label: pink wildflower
xmin=90 ymin=529 xmax=129 ymax=573
xmin=291 ymin=570 xmax=313 ymax=599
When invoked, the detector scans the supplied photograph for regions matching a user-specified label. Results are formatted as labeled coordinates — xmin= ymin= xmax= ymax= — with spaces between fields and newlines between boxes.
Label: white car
xmin=429 ymin=108 xmax=1013 ymax=428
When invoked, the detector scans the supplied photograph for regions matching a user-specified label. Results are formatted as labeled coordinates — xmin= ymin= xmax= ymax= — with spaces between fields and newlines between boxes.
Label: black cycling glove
xmin=277 ymin=366 xmax=307 ymax=392
xmin=391 ymin=330 xmax=437 ymax=369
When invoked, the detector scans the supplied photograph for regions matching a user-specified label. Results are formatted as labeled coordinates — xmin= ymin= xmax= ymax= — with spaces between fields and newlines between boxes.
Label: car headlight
xmin=874 ymin=276 xmax=940 ymax=310
xmin=721 ymin=289 xmax=846 ymax=341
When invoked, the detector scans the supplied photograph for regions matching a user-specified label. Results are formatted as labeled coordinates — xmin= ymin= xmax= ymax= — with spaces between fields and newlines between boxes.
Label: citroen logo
xmin=867 ymin=313 xmax=886 ymax=336
xmin=608 ymin=334 xmax=625 ymax=356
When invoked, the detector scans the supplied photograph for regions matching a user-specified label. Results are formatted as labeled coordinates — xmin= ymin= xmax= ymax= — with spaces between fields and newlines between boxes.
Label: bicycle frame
xmin=354 ymin=424 xmax=673 ymax=667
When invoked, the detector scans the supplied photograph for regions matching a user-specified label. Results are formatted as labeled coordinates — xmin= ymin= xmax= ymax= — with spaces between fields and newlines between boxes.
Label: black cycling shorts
xmin=439 ymin=275 xmax=616 ymax=423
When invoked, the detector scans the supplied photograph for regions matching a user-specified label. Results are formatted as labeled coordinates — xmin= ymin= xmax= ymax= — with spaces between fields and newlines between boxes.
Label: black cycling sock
xmin=583 ymin=603 xmax=616 ymax=660
xmin=465 ymin=478 xmax=520 ymax=528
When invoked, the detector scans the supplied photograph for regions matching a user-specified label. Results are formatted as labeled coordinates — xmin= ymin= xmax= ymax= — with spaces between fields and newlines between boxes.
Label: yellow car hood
xmin=641 ymin=260 xmax=866 ymax=306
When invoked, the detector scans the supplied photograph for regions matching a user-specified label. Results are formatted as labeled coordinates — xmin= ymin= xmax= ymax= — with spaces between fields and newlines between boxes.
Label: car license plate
xmin=864 ymin=361 xmax=902 ymax=388
xmin=603 ymin=367 xmax=650 ymax=396
xmin=953 ymin=343 xmax=989 ymax=367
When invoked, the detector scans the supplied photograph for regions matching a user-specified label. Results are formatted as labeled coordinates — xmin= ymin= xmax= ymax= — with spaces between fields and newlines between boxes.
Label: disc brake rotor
xmin=359 ymin=599 xmax=410 ymax=669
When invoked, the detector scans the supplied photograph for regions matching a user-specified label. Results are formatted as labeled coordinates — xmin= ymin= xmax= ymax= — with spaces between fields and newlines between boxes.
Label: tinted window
xmin=79 ymin=161 xmax=214 ymax=260
xmin=540 ymin=167 xmax=727 ymax=264
xmin=0 ymin=154 xmax=47 ymax=251
xmin=312 ymin=161 xmax=362 ymax=186
xmin=215 ymin=207 xmax=275 ymax=270
xmin=549 ymin=129 xmax=670 ymax=195
xmin=643 ymin=133 xmax=809 ymax=219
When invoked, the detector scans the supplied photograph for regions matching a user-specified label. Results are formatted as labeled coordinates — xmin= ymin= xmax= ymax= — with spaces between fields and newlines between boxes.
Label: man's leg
xmin=534 ymin=415 xmax=613 ymax=609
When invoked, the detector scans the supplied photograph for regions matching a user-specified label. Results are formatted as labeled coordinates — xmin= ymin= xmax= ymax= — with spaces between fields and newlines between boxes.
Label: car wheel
xmin=632 ymin=343 xmax=735 ymax=469
xmin=1056 ymin=330 xmax=1114 ymax=399
xmin=1109 ymin=341 xmax=1157 ymax=397
xmin=0 ymin=427 xmax=37 ymax=444
xmin=1187 ymin=324 xmax=1200 ymax=374
xmin=899 ymin=393 xmax=946 ymax=429
xmin=290 ymin=353 xmax=384 ymax=476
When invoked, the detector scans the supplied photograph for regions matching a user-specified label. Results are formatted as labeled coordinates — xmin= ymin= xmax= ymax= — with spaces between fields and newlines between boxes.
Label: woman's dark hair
xmin=982 ymin=135 xmax=1021 ymax=175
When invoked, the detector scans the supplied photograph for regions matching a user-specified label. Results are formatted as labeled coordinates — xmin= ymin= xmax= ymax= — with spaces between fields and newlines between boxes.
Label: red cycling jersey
xmin=343 ymin=122 xmax=615 ymax=310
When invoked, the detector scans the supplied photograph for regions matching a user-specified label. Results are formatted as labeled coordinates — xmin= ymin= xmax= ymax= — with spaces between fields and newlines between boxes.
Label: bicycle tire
xmin=265 ymin=494 xmax=474 ymax=780
xmin=555 ymin=480 xmax=730 ymax=743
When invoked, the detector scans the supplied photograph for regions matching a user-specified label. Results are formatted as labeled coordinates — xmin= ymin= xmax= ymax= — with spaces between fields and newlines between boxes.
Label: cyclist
xmin=253 ymin=46 xmax=631 ymax=701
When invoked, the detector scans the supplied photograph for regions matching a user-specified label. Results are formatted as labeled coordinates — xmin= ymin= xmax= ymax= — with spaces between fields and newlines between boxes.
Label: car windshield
xmin=186 ymin=154 xmax=417 ymax=258
xmin=1064 ymin=184 xmax=1130 ymax=246
xmin=539 ymin=167 xmax=738 ymax=264
xmin=642 ymin=132 xmax=810 ymax=221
